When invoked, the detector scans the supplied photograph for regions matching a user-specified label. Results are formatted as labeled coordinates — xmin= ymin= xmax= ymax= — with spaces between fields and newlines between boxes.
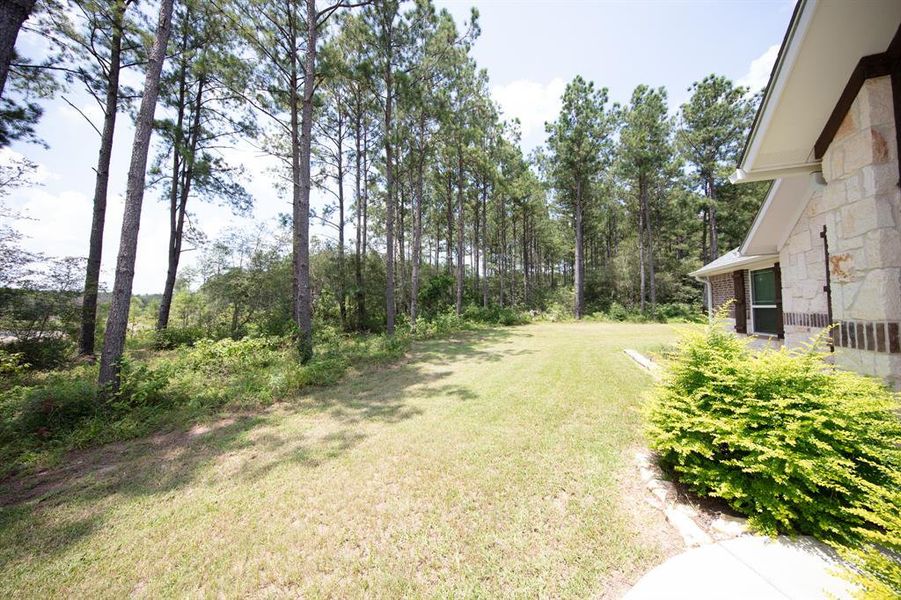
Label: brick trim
xmin=836 ymin=321 xmax=901 ymax=354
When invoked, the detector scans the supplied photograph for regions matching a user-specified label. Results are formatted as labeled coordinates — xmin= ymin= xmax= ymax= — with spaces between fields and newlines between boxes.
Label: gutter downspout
xmin=692 ymin=274 xmax=713 ymax=318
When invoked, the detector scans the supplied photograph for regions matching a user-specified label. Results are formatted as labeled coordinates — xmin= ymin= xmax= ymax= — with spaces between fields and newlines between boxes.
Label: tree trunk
xmin=573 ymin=180 xmax=584 ymax=319
xmin=0 ymin=0 xmax=34 ymax=100
xmin=158 ymin=76 xmax=206 ymax=331
xmin=638 ymin=189 xmax=646 ymax=314
xmin=445 ymin=171 xmax=453 ymax=273
xmin=383 ymin=37 xmax=396 ymax=335
xmin=644 ymin=179 xmax=657 ymax=310
xmin=498 ymin=195 xmax=505 ymax=307
xmin=706 ymin=174 xmax=719 ymax=260
xmin=455 ymin=145 xmax=464 ymax=316
xmin=522 ymin=209 xmax=528 ymax=305
xmin=410 ymin=116 xmax=425 ymax=325
xmin=472 ymin=180 xmax=479 ymax=300
xmin=98 ymin=0 xmax=173 ymax=390
xmin=353 ymin=105 xmax=364 ymax=331
xmin=336 ymin=105 xmax=347 ymax=331
xmin=79 ymin=0 xmax=126 ymax=356
xmin=397 ymin=172 xmax=405 ymax=316
xmin=360 ymin=123 xmax=369 ymax=329
xmin=157 ymin=25 xmax=190 ymax=332
xmin=700 ymin=205 xmax=709 ymax=263
xmin=481 ymin=180 xmax=488 ymax=307
xmin=294 ymin=0 xmax=316 ymax=361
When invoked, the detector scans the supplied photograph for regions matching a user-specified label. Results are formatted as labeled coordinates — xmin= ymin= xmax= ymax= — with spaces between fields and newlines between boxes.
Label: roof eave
xmin=729 ymin=162 xmax=821 ymax=184
xmin=736 ymin=0 xmax=813 ymax=177
xmin=690 ymin=254 xmax=780 ymax=279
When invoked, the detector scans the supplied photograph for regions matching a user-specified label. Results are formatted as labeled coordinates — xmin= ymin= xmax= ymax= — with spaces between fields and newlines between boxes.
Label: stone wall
xmin=779 ymin=76 xmax=901 ymax=387
xmin=778 ymin=183 xmax=830 ymax=348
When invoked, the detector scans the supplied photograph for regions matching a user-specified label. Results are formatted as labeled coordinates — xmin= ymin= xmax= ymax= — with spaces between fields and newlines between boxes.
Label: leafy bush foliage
xmin=152 ymin=326 xmax=206 ymax=349
xmin=417 ymin=274 xmax=455 ymax=318
xmin=653 ymin=302 xmax=705 ymax=323
xmin=2 ymin=337 xmax=74 ymax=370
xmin=16 ymin=371 xmax=98 ymax=440
xmin=647 ymin=322 xmax=901 ymax=596
xmin=587 ymin=301 xmax=704 ymax=323
xmin=0 ymin=349 xmax=27 ymax=378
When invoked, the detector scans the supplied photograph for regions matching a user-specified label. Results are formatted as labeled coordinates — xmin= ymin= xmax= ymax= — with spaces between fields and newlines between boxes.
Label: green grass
xmin=0 ymin=322 xmax=686 ymax=598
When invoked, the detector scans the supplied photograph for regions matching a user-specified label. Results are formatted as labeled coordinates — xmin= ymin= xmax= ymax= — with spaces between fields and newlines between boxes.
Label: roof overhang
xmin=740 ymin=173 xmax=823 ymax=255
xmin=690 ymin=250 xmax=779 ymax=279
xmin=734 ymin=0 xmax=901 ymax=181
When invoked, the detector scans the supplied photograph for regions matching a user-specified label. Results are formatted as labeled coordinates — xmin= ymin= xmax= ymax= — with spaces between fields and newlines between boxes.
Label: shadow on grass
xmin=0 ymin=326 xmax=525 ymax=570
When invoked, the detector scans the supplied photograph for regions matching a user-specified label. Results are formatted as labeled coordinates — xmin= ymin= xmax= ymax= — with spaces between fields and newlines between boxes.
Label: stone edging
xmin=623 ymin=349 xmax=662 ymax=380
xmin=625 ymin=348 xmax=750 ymax=547
xmin=634 ymin=450 xmax=750 ymax=547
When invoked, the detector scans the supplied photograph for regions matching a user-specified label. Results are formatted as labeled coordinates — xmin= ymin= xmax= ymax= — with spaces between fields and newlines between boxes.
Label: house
xmin=691 ymin=0 xmax=901 ymax=387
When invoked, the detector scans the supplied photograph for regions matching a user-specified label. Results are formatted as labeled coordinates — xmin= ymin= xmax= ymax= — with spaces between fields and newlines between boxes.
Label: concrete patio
xmin=624 ymin=535 xmax=855 ymax=600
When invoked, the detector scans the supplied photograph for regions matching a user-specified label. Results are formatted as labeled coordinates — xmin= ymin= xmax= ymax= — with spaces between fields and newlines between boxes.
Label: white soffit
xmin=739 ymin=0 xmax=901 ymax=178
xmin=690 ymin=248 xmax=779 ymax=278
xmin=741 ymin=175 xmax=814 ymax=256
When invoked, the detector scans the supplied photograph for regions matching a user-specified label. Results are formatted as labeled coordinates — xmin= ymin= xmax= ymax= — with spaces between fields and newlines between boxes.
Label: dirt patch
xmin=0 ymin=414 xmax=259 ymax=508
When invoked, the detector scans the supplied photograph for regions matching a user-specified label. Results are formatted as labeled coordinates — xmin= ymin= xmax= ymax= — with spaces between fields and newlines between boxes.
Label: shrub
xmin=461 ymin=304 xmax=530 ymax=326
xmin=17 ymin=374 xmax=98 ymax=439
xmin=0 ymin=349 xmax=28 ymax=379
xmin=606 ymin=301 xmax=630 ymax=322
xmin=653 ymin=302 xmax=705 ymax=323
xmin=153 ymin=326 xmax=206 ymax=349
xmin=182 ymin=336 xmax=283 ymax=375
xmin=417 ymin=274 xmax=455 ymax=318
xmin=113 ymin=359 xmax=170 ymax=410
xmin=3 ymin=336 xmax=74 ymax=370
xmin=647 ymin=322 xmax=901 ymax=596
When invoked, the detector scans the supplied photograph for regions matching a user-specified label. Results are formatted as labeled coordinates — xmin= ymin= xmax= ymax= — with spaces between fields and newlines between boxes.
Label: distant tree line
xmin=0 ymin=0 xmax=765 ymax=389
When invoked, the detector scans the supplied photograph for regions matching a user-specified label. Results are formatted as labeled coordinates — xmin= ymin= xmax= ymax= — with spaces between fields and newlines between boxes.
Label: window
xmin=750 ymin=268 xmax=778 ymax=335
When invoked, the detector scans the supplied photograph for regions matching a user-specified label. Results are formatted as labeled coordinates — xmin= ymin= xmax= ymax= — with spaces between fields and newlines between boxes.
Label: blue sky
xmin=4 ymin=0 xmax=794 ymax=293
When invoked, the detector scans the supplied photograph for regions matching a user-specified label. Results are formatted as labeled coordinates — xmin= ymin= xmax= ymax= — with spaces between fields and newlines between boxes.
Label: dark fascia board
xmin=735 ymin=0 xmax=807 ymax=170
xmin=813 ymin=26 xmax=900 ymax=160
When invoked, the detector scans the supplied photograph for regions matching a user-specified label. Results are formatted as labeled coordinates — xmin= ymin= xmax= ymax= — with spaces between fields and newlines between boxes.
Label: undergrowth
xmin=0 ymin=313 xmax=515 ymax=478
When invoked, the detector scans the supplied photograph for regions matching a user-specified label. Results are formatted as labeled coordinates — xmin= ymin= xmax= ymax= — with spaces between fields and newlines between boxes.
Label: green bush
xmin=606 ymin=301 xmax=630 ymax=322
xmin=653 ymin=302 xmax=705 ymax=323
xmin=182 ymin=336 xmax=283 ymax=375
xmin=647 ymin=322 xmax=901 ymax=596
xmin=417 ymin=274 xmax=455 ymax=318
xmin=113 ymin=359 xmax=171 ymax=410
xmin=0 ymin=349 xmax=28 ymax=379
xmin=17 ymin=374 xmax=98 ymax=439
xmin=3 ymin=337 xmax=74 ymax=370
xmin=461 ymin=304 xmax=530 ymax=326
xmin=153 ymin=326 xmax=206 ymax=349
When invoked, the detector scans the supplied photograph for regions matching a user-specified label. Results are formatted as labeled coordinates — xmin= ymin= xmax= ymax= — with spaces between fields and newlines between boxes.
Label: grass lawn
xmin=0 ymin=321 xmax=688 ymax=598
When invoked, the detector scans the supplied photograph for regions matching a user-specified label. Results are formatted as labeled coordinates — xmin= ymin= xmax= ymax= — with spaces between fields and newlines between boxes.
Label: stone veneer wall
xmin=779 ymin=76 xmax=901 ymax=387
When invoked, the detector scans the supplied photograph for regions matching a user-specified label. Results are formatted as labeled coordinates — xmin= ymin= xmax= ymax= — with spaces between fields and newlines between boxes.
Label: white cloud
xmin=0 ymin=147 xmax=56 ymax=185
xmin=738 ymin=44 xmax=779 ymax=93
xmin=491 ymin=78 xmax=566 ymax=149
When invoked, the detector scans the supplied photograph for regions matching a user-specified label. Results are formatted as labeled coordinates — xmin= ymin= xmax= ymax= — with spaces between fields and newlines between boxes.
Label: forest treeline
xmin=0 ymin=0 xmax=766 ymax=388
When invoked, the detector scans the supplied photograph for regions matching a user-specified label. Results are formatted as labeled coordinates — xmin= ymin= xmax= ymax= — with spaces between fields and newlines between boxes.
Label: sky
xmin=4 ymin=0 xmax=794 ymax=294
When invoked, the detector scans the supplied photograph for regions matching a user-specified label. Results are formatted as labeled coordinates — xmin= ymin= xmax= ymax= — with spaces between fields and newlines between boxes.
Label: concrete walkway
xmin=624 ymin=535 xmax=855 ymax=599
